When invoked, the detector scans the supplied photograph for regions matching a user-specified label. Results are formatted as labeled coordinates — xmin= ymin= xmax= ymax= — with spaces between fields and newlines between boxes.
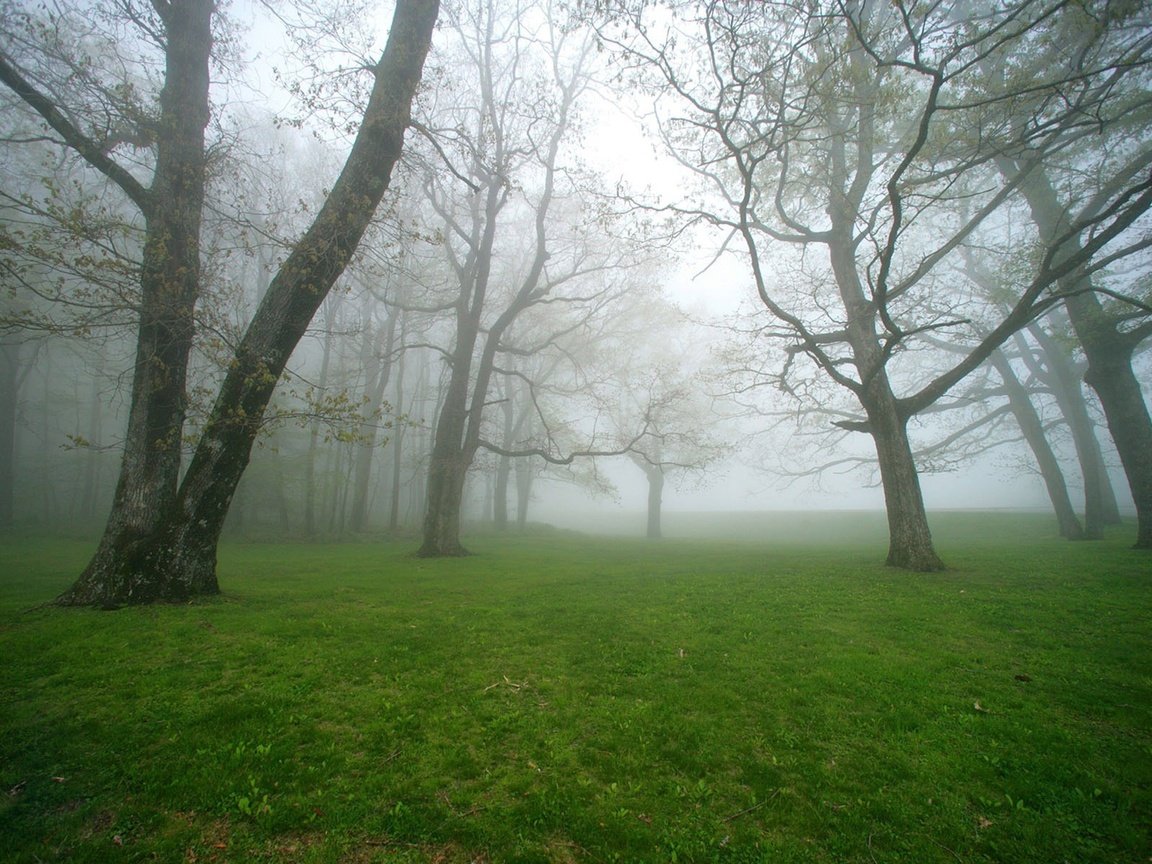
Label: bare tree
xmin=415 ymin=0 xmax=644 ymax=556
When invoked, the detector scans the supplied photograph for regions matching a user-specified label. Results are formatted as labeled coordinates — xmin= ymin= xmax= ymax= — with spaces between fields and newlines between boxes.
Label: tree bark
xmin=419 ymin=444 xmax=471 ymax=555
xmin=350 ymin=308 xmax=398 ymax=532
xmin=991 ymin=349 xmax=1084 ymax=539
xmin=864 ymin=380 xmax=945 ymax=571
xmin=1076 ymin=317 xmax=1152 ymax=547
xmin=645 ymin=464 xmax=664 ymax=539
xmin=1011 ymin=164 xmax=1152 ymax=549
xmin=1022 ymin=320 xmax=1118 ymax=536
xmin=57 ymin=0 xmax=440 ymax=605
xmin=53 ymin=0 xmax=213 ymax=604
xmin=515 ymin=458 xmax=533 ymax=528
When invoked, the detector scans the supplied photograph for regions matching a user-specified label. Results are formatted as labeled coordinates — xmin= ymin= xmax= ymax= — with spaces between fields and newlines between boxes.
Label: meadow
xmin=1 ymin=512 xmax=1149 ymax=862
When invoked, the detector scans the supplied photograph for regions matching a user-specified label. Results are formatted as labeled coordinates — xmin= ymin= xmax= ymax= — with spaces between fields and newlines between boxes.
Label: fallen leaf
xmin=977 ymin=816 xmax=993 ymax=830
xmin=973 ymin=700 xmax=988 ymax=713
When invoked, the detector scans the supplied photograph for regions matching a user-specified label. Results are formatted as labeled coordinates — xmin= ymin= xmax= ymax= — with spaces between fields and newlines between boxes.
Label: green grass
xmin=1 ymin=512 xmax=1149 ymax=862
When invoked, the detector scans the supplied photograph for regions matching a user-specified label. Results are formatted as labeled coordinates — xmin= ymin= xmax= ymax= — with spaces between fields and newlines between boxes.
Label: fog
xmin=1 ymin=0 xmax=1148 ymax=583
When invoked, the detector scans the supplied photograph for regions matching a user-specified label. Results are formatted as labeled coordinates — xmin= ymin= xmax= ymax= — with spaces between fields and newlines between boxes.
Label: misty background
xmin=1 ymin=0 xmax=1145 ymax=548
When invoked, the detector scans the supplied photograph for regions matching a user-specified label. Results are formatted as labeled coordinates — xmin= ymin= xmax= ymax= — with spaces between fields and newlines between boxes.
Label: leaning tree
xmin=2 ymin=0 xmax=441 ymax=605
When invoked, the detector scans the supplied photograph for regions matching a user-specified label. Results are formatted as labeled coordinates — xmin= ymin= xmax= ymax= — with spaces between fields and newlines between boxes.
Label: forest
xmin=1 ymin=0 xmax=1150 ymax=860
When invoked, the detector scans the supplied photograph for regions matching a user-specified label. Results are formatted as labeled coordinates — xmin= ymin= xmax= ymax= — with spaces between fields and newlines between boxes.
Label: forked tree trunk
xmin=1012 ymin=165 xmax=1152 ymax=550
xmin=992 ymin=350 xmax=1084 ymax=539
xmin=56 ymin=0 xmax=440 ymax=606
xmin=1021 ymin=323 xmax=1113 ymax=537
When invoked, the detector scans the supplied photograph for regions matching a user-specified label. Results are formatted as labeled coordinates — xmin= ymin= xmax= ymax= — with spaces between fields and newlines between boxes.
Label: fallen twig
xmin=723 ymin=788 xmax=780 ymax=822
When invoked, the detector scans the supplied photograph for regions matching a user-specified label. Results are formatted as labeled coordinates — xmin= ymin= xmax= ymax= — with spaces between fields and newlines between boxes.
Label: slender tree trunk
xmin=991 ymin=350 xmax=1083 ymax=538
xmin=645 ymin=464 xmax=664 ymax=539
xmin=350 ymin=309 xmax=397 ymax=532
xmin=56 ymin=0 xmax=440 ymax=605
xmin=493 ymin=387 xmax=514 ymax=530
xmin=304 ymin=300 xmax=337 ymax=538
xmin=0 ymin=339 xmax=19 ymax=527
xmin=388 ymin=336 xmax=407 ymax=532
xmin=515 ymin=457 xmax=533 ymax=528
xmin=1076 ymin=321 xmax=1152 ymax=547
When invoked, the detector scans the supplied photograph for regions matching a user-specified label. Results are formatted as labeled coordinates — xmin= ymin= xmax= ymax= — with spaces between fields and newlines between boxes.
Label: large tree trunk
xmin=57 ymin=0 xmax=440 ymax=605
xmin=59 ymin=0 xmax=213 ymax=603
xmin=1075 ymin=314 xmax=1152 ymax=548
xmin=863 ymin=379 xmax=945 ymax=571
xmin=991 ymin=350 xmax=1084 ymax=539
xmin=1012 ymin=164 xmax=1152 ymax=549
xmin=418 ymin=389 xmax=474 ymax=556
xmin=419 ymin=454 xmax=470 ymax=555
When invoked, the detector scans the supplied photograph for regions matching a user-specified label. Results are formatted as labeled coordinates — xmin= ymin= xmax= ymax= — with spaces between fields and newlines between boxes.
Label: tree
xmin=415 ymin=0 xmax=643 ymax=556
xmin=604 ymin=298 xmax=729 ymax=539
xmin=1006 ymin=161 xmax=1152 ymax=548
xmin=1 ymin=0 xmax=214 ymax=573
xmin=602 ymin=0 xmax=1152 ymax=569
xmin=1017 ymin=316 xmax=1123 ymax=534
xmin=47 ymin=0 xmax=440 ymax=605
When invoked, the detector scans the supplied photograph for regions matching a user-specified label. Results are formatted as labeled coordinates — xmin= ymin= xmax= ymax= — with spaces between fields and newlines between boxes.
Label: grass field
xmin=1 ymin=512 xmax=1149 ymax=862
